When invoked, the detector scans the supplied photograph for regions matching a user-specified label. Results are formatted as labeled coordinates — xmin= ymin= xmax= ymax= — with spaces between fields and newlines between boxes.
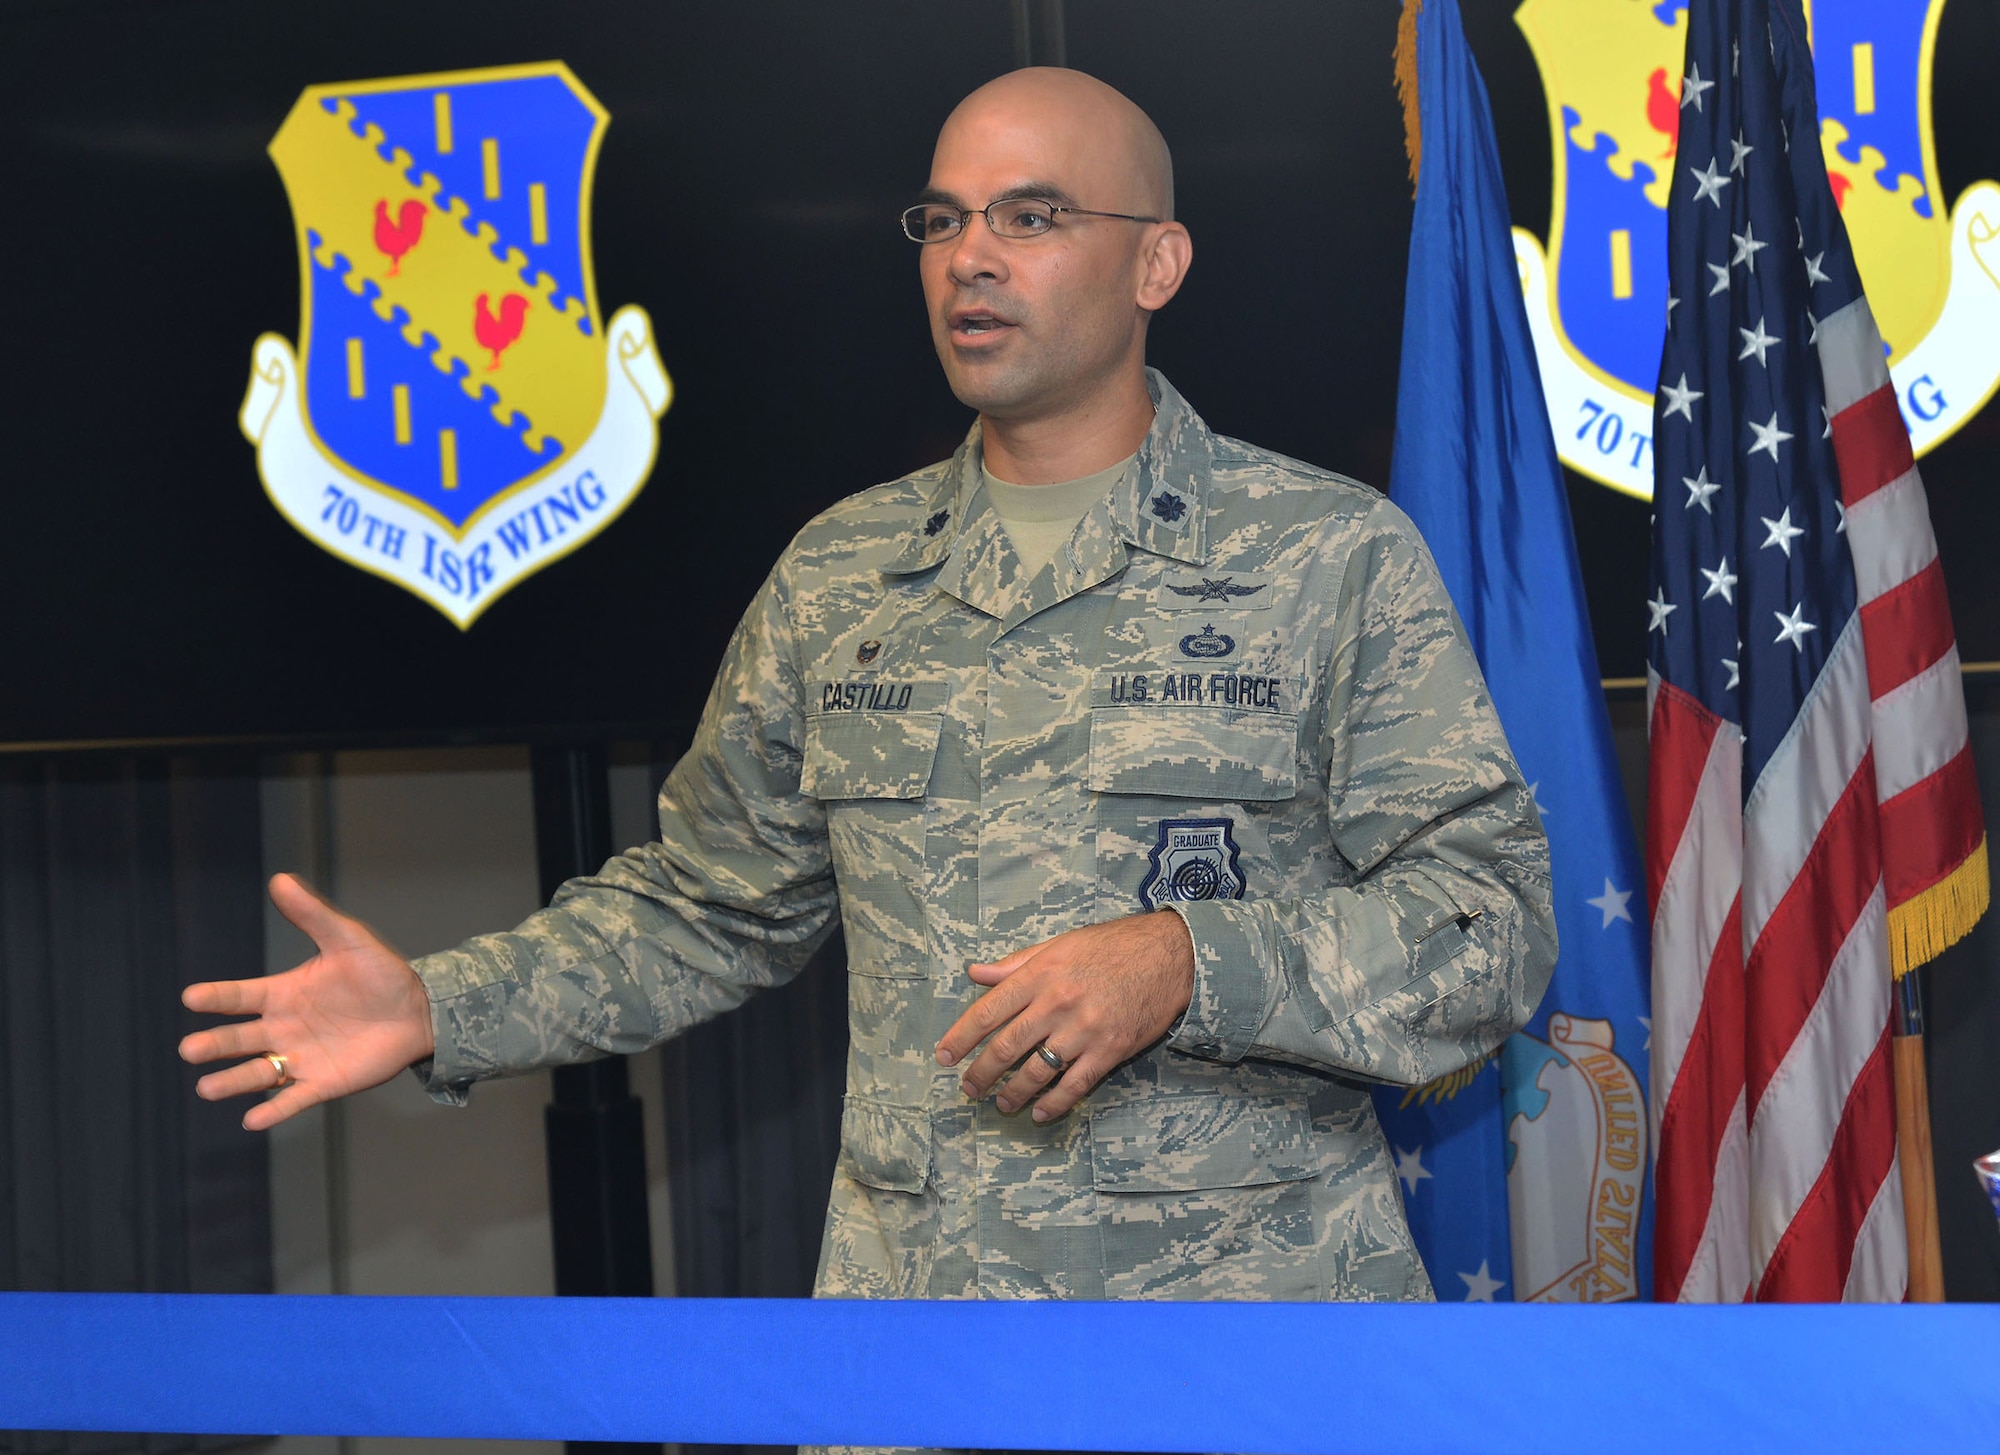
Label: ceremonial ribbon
xmin=2 ymin=1294 xmax=1991 ymax=1452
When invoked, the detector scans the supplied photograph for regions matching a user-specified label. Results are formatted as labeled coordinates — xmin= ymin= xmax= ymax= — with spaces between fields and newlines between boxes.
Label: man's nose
xmin=945 ymin=212 xmax=1009 ymax=284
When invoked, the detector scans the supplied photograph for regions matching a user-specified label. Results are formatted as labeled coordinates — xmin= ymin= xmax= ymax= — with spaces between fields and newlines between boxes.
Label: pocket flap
xmin=840 ymin=1098 xmax=933 ymax=1193
xmin=1091 ymin=1093 xmax=1314 ymax=1192
xmin=1088 ymin=708 xmax=1298 ymax=801
xmin=802 ymin=712 xmax=944 ymax=800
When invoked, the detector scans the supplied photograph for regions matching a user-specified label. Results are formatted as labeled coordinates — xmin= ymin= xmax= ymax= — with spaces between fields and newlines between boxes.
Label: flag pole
xmin=1893 ymin=970 xmax=1944 ymax=1301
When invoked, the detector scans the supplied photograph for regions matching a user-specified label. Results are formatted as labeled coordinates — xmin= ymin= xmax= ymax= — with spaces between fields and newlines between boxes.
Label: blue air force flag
xmin=1371 ymin=0 xmax=1655 ymax=1303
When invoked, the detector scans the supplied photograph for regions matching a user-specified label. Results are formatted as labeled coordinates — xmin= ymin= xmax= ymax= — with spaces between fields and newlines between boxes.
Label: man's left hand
xmin=935 ymin=910 xmax=1196 ymax=1122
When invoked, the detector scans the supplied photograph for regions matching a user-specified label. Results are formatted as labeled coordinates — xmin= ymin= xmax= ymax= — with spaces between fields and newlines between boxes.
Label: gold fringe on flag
xmin=1398 ymin=1048 xmax=1494 ymax=1108
xmin=1888 ymin=834 xmax=1991 ymax=978
xmin=1395 ymin=0 xmax=1423 ymax=193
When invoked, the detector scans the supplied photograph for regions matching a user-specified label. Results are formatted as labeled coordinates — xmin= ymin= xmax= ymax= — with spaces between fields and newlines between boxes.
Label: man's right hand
xmin=179 ymin=873 xmax=437 ymax=1131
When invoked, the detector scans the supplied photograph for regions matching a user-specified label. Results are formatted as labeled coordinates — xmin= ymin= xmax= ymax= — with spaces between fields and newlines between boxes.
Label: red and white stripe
xmin=1649 ymin=294 xmax=1970 ymax=1304
xmin=1820 ymin=300 xmax=1983 ymax=916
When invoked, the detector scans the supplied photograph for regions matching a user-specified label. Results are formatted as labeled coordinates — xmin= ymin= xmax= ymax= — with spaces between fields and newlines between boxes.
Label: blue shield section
xmin=1813 ymin=0 xmax=1935 ymax=217
xmin=304 ymin=237 xmax=553 ymax=529
xmin=339 ymin=76 xmax=602 ymax=320
xmin=1555 ymin=109 xmax=1671 ymax=395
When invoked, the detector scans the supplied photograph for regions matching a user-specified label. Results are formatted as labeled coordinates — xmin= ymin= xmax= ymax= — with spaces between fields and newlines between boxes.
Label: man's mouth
xmin=950 ymin=309 xmax=1015 ymax=339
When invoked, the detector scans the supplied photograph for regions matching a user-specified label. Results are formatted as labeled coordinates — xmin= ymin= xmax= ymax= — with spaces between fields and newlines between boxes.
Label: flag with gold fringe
xmin=1645 ymin=0 xmax=1988 ymax=1303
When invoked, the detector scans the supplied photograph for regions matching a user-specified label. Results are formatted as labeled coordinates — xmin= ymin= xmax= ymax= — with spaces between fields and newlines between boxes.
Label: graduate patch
xmin=1138 ymin=817 xmax=1246 ymax=910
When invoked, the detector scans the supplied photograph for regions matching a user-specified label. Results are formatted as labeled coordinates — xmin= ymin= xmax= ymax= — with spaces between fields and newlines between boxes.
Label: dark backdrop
xmin=4 ymin=0 xmax=1994 ymax=749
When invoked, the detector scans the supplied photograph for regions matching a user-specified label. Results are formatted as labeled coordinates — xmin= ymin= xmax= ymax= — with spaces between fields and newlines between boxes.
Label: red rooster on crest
xmin=475 ymin=293 xmax=530 ymax=370
xmin=1647 ymin=67 xmax=1680 ymax=157
xmin=373 ymin=198 xmax=427 ymax=276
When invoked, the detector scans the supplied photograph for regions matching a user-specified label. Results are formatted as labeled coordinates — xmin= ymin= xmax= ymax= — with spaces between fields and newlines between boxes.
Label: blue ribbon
xmin=3 ymin=1294 xmax=1993 ymax=1451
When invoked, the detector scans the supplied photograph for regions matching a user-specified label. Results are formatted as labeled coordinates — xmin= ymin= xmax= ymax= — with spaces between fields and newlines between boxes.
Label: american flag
xmin=1646 ymin=0 xmax=1987 ymax=1301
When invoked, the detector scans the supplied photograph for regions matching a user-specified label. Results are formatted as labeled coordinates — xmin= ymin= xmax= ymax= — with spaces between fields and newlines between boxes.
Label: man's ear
xmin=1136 ymin=223 xmax=1194 ymax=312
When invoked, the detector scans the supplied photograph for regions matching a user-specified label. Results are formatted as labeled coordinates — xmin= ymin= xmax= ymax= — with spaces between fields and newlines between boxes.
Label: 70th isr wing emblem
xmin=1512 ymin=0 xmax=2000 ymax=499
xmin=240 ymin=62 xmax=671 ymax=627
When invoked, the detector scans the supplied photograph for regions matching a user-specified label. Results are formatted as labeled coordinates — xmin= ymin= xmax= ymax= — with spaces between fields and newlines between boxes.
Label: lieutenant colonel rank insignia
xmin=240 ymin=62 xmax=673 ymax=627
xmin=1138 ymin=817 xmax=1246 ymax=910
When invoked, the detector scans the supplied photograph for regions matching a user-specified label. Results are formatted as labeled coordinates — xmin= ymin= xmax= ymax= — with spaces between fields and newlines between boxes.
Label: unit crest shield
xmin=241 ymin=62 xmax=671 ymax=626
xmin=1512 ymin=0 xmax=2000 ymax=499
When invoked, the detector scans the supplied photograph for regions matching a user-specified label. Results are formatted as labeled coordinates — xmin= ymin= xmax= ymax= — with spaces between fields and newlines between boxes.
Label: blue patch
xmin=923 ymin=509 xmax=950 ymax=537
xmin=855 ymin=639 xmax=881 ymax=665
xmin=1177 ymin=624 xmax=1236 ymax=659
xmin=1138 ymin=817 xmax=1246 ymax=911
xmin=1149 ymin=490 xmax=1188 ymax=524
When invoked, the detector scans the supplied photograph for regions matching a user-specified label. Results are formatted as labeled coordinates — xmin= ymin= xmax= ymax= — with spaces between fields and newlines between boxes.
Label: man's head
xmin=917 ymin=68 xmax=1192 ymax=431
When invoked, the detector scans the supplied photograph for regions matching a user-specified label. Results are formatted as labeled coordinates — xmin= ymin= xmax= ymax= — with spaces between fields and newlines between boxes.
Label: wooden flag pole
xmin=1893 ymin=971 xmax=1944 ymax=1301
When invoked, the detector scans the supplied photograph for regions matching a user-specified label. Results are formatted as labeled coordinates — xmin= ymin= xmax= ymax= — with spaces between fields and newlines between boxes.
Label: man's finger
xmin=242 ymin=1081 xmax=321 ymax=1133
xmin=966 ymin=942 xmax=1039 ymax=987
xmin=958 ymin=1003 xmax=1056 ymax=1100
xmin=1028 ymin=1056 xmax=1104 ymax=1122
xmin=935 ymin=972 xmax=1037 ymax=1068
xmin=181 ymin=978 xmax=267 ymax=1018
xmin=179 ymin=1020 xmax=268 ymax=1066
xmin=993 ymin=1038 xmax=1069 ymax=1113
xmin=194 ymin=1056 xmax=287 ymax=1103
xmin=268 ymin=872 xmax=360 ymax=950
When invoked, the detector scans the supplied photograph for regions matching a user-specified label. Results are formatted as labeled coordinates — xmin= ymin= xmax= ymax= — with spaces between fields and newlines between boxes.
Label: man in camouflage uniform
xmin=183 ymin=68 xmax=1554 ymax=1307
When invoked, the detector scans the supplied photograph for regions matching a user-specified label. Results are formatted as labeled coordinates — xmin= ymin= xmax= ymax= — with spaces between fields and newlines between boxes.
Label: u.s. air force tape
xmin=0 ymin=1294 xmax=1992 ymax=1452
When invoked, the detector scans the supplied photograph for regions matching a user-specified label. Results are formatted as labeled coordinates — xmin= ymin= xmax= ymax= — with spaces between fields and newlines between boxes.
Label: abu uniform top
xmin=411 ymin=371 xmax=1556 ymax=1303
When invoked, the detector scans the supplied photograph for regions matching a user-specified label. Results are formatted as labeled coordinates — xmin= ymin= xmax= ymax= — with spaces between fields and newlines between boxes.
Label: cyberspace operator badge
xmin=240 ymin=62 xmax=673 ymax=627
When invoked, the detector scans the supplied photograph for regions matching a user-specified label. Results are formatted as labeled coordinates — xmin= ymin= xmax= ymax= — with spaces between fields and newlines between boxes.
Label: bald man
xmin=184 ymin=69 xmax=1553 ymax=1305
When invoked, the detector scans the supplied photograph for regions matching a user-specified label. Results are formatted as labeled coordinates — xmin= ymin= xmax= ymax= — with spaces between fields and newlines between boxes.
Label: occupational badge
xmin=1138 ymin=817 xmax=1247 ymax=910
xmin=240 ymin=62 xmax=672 ymax=626
xmin=1512 ymin=0 xmax=2000 ymax=499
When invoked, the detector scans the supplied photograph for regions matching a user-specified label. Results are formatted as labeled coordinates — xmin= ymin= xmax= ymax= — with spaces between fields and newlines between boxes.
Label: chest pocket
xmin=801 ymin=712 xmax=944 ymax=800
xmin=801 ymin=711 xmax=943 ymax=979
xmin=1087 ymin=706 xmax=1298 ymax=801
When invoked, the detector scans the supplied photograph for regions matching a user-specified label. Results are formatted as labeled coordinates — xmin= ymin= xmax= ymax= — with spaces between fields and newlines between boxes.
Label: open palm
xmin=179 ymin=873 xmax=436 ymax=1131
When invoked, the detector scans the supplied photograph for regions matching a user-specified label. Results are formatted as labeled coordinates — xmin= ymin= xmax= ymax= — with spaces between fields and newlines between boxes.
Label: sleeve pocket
xmin=1090 ymin=1093 xmax=1314 ymax=1192
xmin=1087 ymin=707 xmax=1298 ymax=801
xmin=801 ymin=712 xmax=944 ymax=800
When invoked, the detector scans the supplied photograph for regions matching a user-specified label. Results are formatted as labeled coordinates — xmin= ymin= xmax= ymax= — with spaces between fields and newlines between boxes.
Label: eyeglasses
xmin=900 ymin=197 xmax=1161 ymax=243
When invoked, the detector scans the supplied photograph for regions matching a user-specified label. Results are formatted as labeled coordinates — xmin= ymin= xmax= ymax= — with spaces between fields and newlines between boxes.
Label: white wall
xmin=259 ymin=747 xmax=674 ymax=1455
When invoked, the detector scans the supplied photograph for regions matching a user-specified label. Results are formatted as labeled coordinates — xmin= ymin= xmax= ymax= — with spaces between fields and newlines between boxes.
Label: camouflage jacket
xmin=413 ymin=371 xmax=1555 ymax=1303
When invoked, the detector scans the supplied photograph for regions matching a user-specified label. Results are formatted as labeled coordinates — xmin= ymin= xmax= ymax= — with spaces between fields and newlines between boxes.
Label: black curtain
xmin=0 ymin=753 xmax=272 ymax=1454
xmin=1924 ymin=678 xmax=2000 ymax=1299
xmin=659 ymin=932 xmax=848 ymax=1303
xmin=647 ymin=728 xmax=847 ymax=1455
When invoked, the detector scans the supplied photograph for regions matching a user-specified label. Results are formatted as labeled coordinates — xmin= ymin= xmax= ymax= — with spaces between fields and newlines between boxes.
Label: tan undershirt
xmin=983 ymin=456 xmax=1135 ymax=577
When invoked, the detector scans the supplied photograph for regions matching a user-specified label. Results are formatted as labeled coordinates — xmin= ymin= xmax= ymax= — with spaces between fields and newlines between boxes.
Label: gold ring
xmin=264 ymin=1052 xmax=291 ymax=1087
